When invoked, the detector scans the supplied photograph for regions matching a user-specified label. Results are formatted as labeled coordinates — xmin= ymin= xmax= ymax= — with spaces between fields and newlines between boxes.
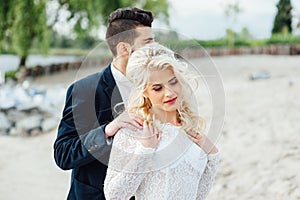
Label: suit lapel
xmin=102 ymin=65 xmax=124 ymax=117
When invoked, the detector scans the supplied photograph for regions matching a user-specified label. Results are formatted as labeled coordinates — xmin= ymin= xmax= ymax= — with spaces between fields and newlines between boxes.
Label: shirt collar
xmin=111 ymin=63 xmax=129 ymax=82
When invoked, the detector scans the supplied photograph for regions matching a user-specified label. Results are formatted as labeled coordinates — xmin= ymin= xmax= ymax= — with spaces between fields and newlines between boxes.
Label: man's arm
xmin=53 ymin=81 xmax=144 ymax=170
xmin=54 ymin=83 xmax=111 ymax=170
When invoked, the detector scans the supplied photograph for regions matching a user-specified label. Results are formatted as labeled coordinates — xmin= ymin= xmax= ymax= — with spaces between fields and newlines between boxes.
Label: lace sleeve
xmin=104 ymin=128 xmax=155 ymax=199
xmin=196 ymin=152 xmax=220 ymax=200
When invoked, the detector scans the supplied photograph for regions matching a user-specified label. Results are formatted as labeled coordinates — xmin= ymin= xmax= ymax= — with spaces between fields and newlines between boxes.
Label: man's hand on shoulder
xmin=105 ymin=112 xmax=144 ymax=138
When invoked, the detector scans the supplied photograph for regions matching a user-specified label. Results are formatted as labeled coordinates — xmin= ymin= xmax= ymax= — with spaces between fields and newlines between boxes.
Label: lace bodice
xmin=104 ymin=123 xmax=220 ymax=200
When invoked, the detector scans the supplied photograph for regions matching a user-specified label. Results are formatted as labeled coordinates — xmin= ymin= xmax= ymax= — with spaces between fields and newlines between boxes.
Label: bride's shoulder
xmin=113 ymin=127 xmax=141 ymax=144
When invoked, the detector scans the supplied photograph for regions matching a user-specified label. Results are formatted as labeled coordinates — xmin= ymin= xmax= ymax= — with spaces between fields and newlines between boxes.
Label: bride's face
xmin=144 ymin=67 xmax=182 ymax=113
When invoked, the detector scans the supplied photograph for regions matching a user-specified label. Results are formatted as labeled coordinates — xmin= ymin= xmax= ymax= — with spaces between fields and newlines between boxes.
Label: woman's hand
xmin=136 ymin=121 xmax=161 ymax=149
xmin=188 ymin=131 xmax=218 ymax=154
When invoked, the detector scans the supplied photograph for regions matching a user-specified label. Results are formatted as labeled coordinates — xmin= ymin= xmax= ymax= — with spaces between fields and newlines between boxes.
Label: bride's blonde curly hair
xmin=126 ymin=43 xmax=205 ymax=133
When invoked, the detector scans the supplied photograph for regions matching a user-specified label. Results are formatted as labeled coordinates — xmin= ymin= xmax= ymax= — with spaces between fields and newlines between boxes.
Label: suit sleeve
xmin=54 ymin=82 xmax=112 ymax=170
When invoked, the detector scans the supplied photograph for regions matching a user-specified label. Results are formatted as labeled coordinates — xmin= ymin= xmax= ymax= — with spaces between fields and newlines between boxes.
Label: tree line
xmin=0 ymin=0 xmax=298 ymax=70
xmin=0 ymin=0 xmax=169 ymax=69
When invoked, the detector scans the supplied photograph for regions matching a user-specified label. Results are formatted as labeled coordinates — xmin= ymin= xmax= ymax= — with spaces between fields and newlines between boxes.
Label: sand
xmin=0 ymin=55 xmax=299 ymax=200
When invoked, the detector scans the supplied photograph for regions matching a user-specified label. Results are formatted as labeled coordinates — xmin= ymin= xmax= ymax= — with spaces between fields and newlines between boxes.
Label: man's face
xmin=132 ymin=26 xmax=155 ymax=51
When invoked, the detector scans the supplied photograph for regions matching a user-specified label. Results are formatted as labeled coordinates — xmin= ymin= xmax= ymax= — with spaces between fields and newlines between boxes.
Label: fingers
xmin=143 ymin=120 xmax=149 ymax=133
xmin=190 ymin=137 xmax=198 ymax=144
xmin=189 ymin=132 xmax=205 ymax=146
xmin=190 ymin=133 xmax=217 ymax=154
xmin=153 ymin=126 xmax=158 ymax=137
xmin=117 ymin=112 xmax=143 ymax=131
xmin=142 ymin=121 xmax=154 ymax=138
xmin=106 ymin=112 xmax=144 ymax=137
xmin=119 ymin=121 xmax=140 ymax=132
xmin=135 ymin=121 xmax=160 ymax=148
xmin=188 ymin=131 xmax=199 ymax=140
xmin=194 ymin=132 xmax=201 ymax=140
xmin=129 ymin=113 xmax=144 ymax=127
xmin=141 ymin=121 xmax=159 ymax=140
xmin=154 ymin=127 xmax=161 ymax=142
xmin=149 ymin=122 xmax=155 ymax=135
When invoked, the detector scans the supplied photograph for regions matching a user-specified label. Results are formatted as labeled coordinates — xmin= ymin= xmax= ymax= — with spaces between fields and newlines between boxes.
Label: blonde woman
xmin=104 ymin=43 xmax=220 ymax=200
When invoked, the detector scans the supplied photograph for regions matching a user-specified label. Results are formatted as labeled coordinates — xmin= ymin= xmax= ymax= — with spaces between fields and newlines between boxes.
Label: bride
xmin=104 ymin=43 xmax=220 ymax=200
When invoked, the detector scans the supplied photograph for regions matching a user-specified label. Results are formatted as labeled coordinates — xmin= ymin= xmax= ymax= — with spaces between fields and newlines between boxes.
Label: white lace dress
xmin=104 ymin=123 xmax=220 ymax=200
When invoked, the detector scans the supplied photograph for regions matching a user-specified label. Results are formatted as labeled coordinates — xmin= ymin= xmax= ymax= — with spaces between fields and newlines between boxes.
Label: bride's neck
xmin=150 ymin=108 xmax=181 ymax=126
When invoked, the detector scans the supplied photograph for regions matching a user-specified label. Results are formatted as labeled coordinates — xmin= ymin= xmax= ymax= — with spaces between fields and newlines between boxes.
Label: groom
xmin=54 ymin=7 xmax=155 ymax=199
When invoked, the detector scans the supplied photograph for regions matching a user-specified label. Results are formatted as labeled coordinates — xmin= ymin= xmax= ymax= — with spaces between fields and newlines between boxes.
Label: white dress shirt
xmin=111 ymin=64 xmax=132 ymax=107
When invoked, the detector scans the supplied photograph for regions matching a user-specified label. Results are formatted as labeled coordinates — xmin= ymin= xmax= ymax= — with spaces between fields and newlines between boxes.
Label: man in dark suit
xmin=54 ymin=7 xmax=155 ymax=200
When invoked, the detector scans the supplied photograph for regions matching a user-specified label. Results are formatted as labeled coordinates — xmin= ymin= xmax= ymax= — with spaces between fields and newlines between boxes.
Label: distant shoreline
xmin=1 ymin=44 xmax=300 ymax=75
xmin=0 ymin=54 xmax=82 ymax=73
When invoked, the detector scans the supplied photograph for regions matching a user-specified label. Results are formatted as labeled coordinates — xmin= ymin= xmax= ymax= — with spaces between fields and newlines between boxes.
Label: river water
xmin=0 ymin=54 xmax=82 ymax=73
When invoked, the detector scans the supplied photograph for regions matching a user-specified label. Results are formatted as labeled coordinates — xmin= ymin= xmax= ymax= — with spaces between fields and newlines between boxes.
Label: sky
xmin=153 ymin=0 xmax=300 ymax=40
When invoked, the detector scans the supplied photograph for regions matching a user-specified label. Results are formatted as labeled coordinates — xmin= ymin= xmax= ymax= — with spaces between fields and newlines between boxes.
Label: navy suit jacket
xmin=54 ymin=65 xmax=123 ymax=200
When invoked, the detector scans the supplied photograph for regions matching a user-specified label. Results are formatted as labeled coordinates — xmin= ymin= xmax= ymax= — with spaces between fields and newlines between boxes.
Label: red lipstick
xmin=164 ymin=97 xmax=177 ymax=104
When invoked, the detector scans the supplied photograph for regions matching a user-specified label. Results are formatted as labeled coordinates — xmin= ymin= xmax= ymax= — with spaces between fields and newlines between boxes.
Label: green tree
xmin=295 ymin=10 xmax=300 ymax=30
xmin=0 ymin=1 xmax=13 ymax=52
xmin=0 ymin=0 xmax=170 ymax=70
xmin=239 ymin=27 xmax=253 ymax=41
xmin=53 ymin=0 xmax=169 ymax=35
xmin=0 ymin=0 xmax=49 ymax=67
xmin=13 ymin=0 xmax=49 ymax=67
xmin=272 ymin=0 xmax=292 ymax=34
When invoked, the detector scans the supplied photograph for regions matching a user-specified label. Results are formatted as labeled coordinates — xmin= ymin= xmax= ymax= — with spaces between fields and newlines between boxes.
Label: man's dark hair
xmin=106 ymin=7 xmax=153 ymax=56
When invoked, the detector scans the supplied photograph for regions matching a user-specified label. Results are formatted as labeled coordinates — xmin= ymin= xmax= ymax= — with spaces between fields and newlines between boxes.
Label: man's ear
xmin=116 ymin=42 xmax=131 ymax=56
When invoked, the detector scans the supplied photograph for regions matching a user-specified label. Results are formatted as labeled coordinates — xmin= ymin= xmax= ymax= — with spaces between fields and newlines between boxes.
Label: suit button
xmin=88 ymin=144 xmax=99 ymax=152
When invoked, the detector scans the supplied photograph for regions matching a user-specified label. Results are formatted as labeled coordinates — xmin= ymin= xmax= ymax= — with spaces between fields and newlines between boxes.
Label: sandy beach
xmin=0 ymin=55 xmax=300 ymax=199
